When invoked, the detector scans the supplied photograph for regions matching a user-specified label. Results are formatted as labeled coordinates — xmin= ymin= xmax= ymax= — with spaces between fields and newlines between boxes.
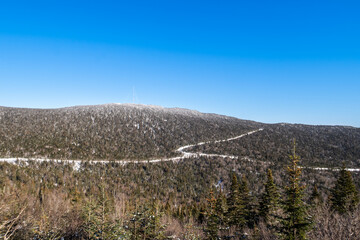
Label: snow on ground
xmin=304 ymin=167 xmax=360 ymax=172
xmin=176 ymin=128 xmax=263 ymax=153
xmin=0 ymin=129 xmax=262 ymax=169
xmin=1 ymin=127 xmax=359 ymax=172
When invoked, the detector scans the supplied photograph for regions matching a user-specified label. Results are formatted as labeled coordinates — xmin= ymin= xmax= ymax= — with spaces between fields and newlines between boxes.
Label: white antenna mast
xmin=132 ymin=86 xmax=139 ymax=104
xmin=132 ymin=87 xmax=135 ymax=103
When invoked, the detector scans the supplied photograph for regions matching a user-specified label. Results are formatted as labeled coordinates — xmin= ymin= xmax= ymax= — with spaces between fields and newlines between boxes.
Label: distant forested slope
xmin=0 ymin=104 xmax=259 ymax=160
xmin=189 ymin=124 xmax=360 ymax=167
xmin=1 ymin=104 xmax=359 ymax=167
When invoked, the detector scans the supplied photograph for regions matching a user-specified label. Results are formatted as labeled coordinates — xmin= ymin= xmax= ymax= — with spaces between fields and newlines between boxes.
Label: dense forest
xmin=0 ymin=154 xmax=359 ymax=239
xmin=189 ymin=124 xmax=360 ymax=168
xmin=1 ymin=105 xmax=360 ymax=168
xmin=1 ymin=104 xmax=359 ymax=239
xmin=0 ymin=104 xmax=258 ymax=160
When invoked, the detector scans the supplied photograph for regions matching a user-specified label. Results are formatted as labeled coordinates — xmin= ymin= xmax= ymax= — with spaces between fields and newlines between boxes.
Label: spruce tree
xmin=227 ymin=172 xmax=246 ymax=229
xmin=281 ymin=140 xmax=312 ymax=240
xmin=330 ymin=164 xmax=359 ymax=214
xmin=239 ymin=175 xmax=255 ymax=228
xmin=239 ymin=175 xmax=251 ymax=210
xmin=128 ymin=202 xmax=166 ymax=240
xmin=215 ymin=190 xmax=228 ymax=227
xmin=309 ymin=184 xmax=322 ymax=205
xmin=259 ymin=169 xmax=280 ymax=224
xmin=205 ymin=190 xmax=219 ymax=240
xmin=144 ymin=201 xmax=166 ymax=240
xmin=81 ymin=183 xmax=127 ymax=239
xmin=227 ymin=172 xmax=239 ymax=211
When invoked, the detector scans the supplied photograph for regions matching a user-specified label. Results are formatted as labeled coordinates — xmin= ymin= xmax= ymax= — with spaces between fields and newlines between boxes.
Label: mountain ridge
xmin=1 ymin=103 xmax=357 ymax=128
xmin=0 ymin=103 xmax=260 ymax=160
xmin=0 ymin=104 xmax=359 ymax=167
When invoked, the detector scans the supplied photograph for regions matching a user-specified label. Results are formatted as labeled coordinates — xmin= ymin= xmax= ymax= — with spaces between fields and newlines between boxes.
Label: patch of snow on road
xmin=1 ymin=128 xmax=358 ymax=172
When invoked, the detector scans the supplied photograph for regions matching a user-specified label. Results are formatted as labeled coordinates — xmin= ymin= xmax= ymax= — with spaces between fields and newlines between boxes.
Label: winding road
xmin=0 ymin=128 xmax=359 ymax=172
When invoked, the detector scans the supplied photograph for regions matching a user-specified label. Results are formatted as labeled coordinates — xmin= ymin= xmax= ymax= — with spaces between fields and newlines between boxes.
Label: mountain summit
xmin=0 ymin=104 xmax=258 ymax=160
xmin=0 ymin=104 xmax=359 ymax=167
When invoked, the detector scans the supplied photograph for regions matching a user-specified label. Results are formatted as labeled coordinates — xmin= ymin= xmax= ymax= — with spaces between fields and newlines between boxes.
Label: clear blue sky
xmin=1 ymin=1 xmax=359 ymax=127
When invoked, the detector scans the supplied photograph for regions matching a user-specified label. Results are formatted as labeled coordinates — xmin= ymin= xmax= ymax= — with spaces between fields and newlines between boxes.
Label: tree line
xmin=0 ymin=147 xmax=359 ymax=239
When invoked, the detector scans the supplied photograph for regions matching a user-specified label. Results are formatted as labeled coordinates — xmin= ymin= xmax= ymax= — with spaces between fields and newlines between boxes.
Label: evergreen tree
xmin=81 ymin=184 xmax=126 ymax=239
xmin=198 ymin=204 xmax=207 ymax=224
xmin=239 ymin=175 xmax=251 ymax=210
xmin=239 ymin=175 xmax=255 ymax=228
xmin=330 ymin=164 xmax=360 ymax=214
xmin=128 ymin=202 xmax=166 ymax=240
xmin=309 ymin=184 xmax=322 ymax=205
xmin=259 ymin=169 xmax=280 ymax=225
xmin=215 ymin=190 xmax=228 ymax=227
xmin=281 ymin=140 xmax=312 ymax=240
xmin=227 ymin=172 xmax=246 ymax=229
xmin=144 ymin=202 xmax=166 ymax=240
xmin=205 ymin=190 xmax=219 ymax=240
xmin=227 ymin=172 xmax=239 ymax=211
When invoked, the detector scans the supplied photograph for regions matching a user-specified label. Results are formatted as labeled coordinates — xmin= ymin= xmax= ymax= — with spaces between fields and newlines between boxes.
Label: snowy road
xmin=0 ymin=129 xmax=263 ymax=169
xmin=303 ymin=167 xmax=360 ymax=172
xmin=0 ymin=127 xmax=359 ymax=172
xmin=176 ymin=128 xmax=264 ymax=161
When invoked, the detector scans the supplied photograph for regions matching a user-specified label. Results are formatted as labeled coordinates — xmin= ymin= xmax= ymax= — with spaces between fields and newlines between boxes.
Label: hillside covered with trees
xmin=0 ymin=154 xmax=359 ymax=239
xmin=189 ymin=124 xmax=360 ymax=168
xmin=0 ymin=104 xmax=259 ymax=160
xmin=1 ymin=104 xmax=360 ymax=239
xmin=1 ymin=104 xmax=360 ymax=169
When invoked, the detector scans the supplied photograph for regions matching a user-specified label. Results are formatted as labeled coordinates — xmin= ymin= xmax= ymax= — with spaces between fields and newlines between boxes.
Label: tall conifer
xmin=215 ymin=190 xmax=228 ymax=227
xmin=330 ymin=164 xmax=359 ymax=213
xmin=205 ymin=190 xmax=219 ymax=240
xmin=281 ymin=140 xmax=312 ymax=240
xmin=259 ymin=169 xmax=280 ymax=224
xmin=227 ymin=172 xmax=246 ymax=229
xmin=239 ymin=175 xmax=255 ymax=228
xmin=309 ymin=184 xmax=322 ymax=205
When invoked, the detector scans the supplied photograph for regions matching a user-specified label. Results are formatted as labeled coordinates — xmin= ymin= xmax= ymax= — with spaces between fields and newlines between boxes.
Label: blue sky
xmin=1 ymin=0 xmax=359 ymax=127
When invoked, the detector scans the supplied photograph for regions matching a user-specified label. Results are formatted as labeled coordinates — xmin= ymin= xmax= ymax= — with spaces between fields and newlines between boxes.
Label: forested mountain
xmin=0 ymin=104 xmax=259 ymax=160
xmin=189 ymin=123 xmax=360 ymax=168
xmin=1 ymin=104 xmax=360 ymax=168
xmin=1 ymin=104 xmax=360 ymax=239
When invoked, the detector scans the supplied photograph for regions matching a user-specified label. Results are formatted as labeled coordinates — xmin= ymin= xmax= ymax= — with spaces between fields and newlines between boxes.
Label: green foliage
xmin=281 ymin=141 xmax=312 ymax=240
xmin=239 ymin=175 xmax=256 ymax=228
xmin=127 ymin=202 xmax=166 ymax=240
xmin=330 ymin=164 xmax=360 ymax=214
xmin=81 ymin=184 xmax=127 ymax=239
xmin=183 ymin=222 xmax=203 ymax=240
xmin=227 ymin=173 xmax=246 ymax=229
xmin=259 ymin=169 xmax=280 ymax=225
xmin=0 ymin=149 xmax=359 ymax=239
xmin=0 ymin=105 xmax=257 ymax=161
xmin=190 ymin=124 xmax=360 ymax=168
xmin=204 ymin=190 xmax=219 ymax=240
xmin=214 ymin=190 xmax=228 ymax=227
xmin=309 ymin=184 xmax=322 ymax=205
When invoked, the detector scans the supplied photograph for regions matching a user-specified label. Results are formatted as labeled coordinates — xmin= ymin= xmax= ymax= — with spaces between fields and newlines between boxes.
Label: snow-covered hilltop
xmin=0 ymin=104 xmax=359 ymax=168
xmin=0 ymin=104 xmax=259 ymax=161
